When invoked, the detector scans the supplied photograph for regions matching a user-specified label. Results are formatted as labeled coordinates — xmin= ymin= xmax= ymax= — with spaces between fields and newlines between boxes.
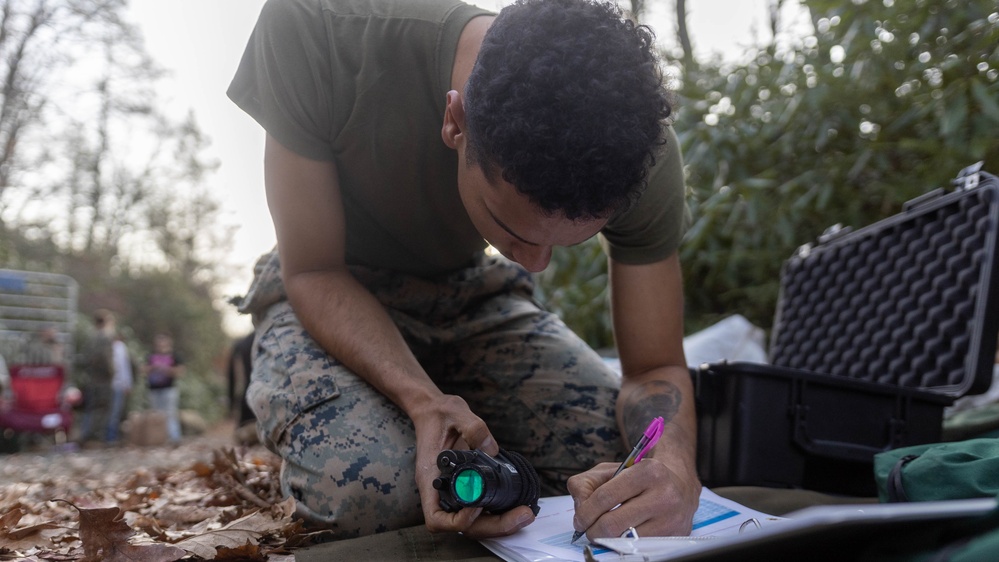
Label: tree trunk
xmin=676 ymin=0 xmax=694 ymax=67
xmin=629 ymin=0 xmax=644 ymax=21
xmin=769 ymin=0 xmax=784 ymax=43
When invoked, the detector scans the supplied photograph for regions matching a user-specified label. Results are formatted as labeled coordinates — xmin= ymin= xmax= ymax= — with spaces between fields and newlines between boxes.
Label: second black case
xmin=693 ymin=163 xmax=999 ymax=496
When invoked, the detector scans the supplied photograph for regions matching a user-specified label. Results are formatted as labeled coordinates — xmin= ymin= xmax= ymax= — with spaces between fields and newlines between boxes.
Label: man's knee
xmin=266 ymin=380 xmax=423 ymax=537
xmin=279 ymin=435 xmax=423 ymax=537
xmin=258 ymin=392 xmax=427 ymax=538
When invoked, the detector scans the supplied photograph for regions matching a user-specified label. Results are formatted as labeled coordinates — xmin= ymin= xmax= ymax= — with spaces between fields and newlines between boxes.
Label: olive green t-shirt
xmin=228 ymin=0 xmax=689 ymax=277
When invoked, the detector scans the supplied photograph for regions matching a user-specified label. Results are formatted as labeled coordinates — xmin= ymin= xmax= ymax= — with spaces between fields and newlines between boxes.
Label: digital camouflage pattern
xmin=238 ymin=250 xmax=625 ymax=538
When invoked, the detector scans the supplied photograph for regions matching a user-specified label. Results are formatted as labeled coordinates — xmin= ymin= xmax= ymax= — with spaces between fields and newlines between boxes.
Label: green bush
xmin=536 ymin=0 xmax=999 ymax=345
xmin=678 ymin=0 xmax=998 ymax=331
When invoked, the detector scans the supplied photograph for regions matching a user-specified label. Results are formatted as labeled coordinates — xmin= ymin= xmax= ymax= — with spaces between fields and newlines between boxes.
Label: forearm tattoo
xmin=621 ymin=379 xmax=682 ymax=448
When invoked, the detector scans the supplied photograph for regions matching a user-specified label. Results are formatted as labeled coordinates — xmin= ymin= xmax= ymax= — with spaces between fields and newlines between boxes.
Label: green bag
xmin=862 ymin=440 xmax=999 ymax=561
xmin=874 ymin=438 xmax=999 ymax=503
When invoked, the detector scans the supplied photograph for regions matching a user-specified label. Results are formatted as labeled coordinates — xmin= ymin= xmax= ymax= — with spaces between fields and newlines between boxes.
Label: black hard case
xmin=693 ymin=164 xmax=999 ymax=496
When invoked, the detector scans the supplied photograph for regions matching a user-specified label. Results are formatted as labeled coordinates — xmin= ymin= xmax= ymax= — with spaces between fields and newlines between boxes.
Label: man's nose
xmin=512 ymin=243 xmax=552 ymax=272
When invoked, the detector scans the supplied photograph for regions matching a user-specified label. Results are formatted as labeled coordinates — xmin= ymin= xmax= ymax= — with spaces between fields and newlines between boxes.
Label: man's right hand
xmin=411 ymin=393 xmax=536 ymax=538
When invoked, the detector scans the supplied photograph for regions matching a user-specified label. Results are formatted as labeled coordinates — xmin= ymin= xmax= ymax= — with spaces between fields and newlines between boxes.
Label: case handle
xmin=791 ymin=405 xmax=903 ymax=462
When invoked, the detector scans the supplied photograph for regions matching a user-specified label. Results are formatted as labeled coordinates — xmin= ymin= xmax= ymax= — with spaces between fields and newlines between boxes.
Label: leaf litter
xmin=0 ymin=442 xmax=330 ymax=561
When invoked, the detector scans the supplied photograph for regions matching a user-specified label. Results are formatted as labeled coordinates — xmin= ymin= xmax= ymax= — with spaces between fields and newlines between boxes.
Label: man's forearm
xmin=616 ymin=365 xmax=697 ymax=469
xmin=284 ymin=268 xmax=443 ymax=416
xmin=620 ymin=379 xmax=681 ymax=446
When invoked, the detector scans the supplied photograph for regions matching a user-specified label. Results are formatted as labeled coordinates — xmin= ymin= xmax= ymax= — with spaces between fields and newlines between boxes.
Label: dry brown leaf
xmin=214 ymin=542 xmax=267 ymax=561
xmin=2 ymin=526 xmax=66 ymax=550
xmin=172 ymin=510 xmax=279 ymax=559
xmin=66 ymin=501 xmax=182 ymax=562
xmin=156 ymin=504 xmax=223 ymax=525
xmin=190 ymin=461 xmax=214 ymax=478
xmin=88 ymin=542 xmax=187 ymax=562
xmin=124 ymin=512 xmax=169 ymax=540
xmin=0 ymin=507 xmax=25 ymax=529
xmin=282 ymin=524 xmax=335 ymax=548
xmin=117 ymin=488 xmax=153 ymax=512
xmin=9 ymin=521 xmax=67 ymax=540
xmin=4 ymin=551 xmax=69 ymax=562
xmin=0 ymin=505 xmax=69 ymax=551
xmin=77 ymin=503 xmax=130 ymax=537
xmin=273 ymin=496 xmax=297 ymax=519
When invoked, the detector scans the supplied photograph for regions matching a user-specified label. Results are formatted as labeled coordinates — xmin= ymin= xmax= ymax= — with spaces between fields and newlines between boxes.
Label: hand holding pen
xmin=570 ymin=416 xmax=665 ymax=544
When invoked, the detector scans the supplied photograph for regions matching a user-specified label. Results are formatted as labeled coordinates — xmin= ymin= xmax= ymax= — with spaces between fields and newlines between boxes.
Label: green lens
xmin=454 ymin=469 xmax=484 ymax=503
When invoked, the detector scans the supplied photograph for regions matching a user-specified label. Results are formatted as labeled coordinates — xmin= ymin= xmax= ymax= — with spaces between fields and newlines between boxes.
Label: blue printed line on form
xmin=692 ymin=509 xmax=739 ymax=530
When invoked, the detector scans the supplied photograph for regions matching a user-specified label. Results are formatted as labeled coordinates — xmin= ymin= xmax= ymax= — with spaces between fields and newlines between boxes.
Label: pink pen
xmin=613 ymin=416 xmax=665 ymax=476
xmin=570 ymin=416 xmax=666 ymax=544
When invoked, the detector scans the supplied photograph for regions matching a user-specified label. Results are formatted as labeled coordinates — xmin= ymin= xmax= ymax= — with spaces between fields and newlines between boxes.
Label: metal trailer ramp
xmin=0 ymin=268 xmax=78 ymax=364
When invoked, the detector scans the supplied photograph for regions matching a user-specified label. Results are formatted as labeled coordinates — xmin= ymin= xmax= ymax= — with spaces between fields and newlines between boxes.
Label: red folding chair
xmin=0 ymin=364 xmax=74 ymax=441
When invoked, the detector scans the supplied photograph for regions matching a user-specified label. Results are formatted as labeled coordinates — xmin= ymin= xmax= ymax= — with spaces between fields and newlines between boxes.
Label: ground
xmin=0 ymin=420 xmax=248 ymax=487
xmin=0 ymin=420 xmax=322 ymax=561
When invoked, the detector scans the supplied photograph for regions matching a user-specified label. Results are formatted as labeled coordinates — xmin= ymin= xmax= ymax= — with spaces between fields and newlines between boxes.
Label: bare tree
xmin=0 ymin=0 xmax=55 ymax=194
xmin=0 ymin=0 xmax=129 ymax=200
xmin=144 ymin=111 xmax=226 ymax=284
xmin=70 ymin=16 xmax=161 ymax=256
xmin=675 ymin=0 xmax=694 ymax=66
xmin=627 ymin=0 xmax=644 ymax=20
xmin=769 ymin=0 xmax=784 ymax=42
xmin=0 ymin=0 xmax=232 ymax=290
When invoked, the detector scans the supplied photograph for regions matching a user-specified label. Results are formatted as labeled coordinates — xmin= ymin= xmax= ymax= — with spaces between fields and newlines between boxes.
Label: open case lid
xmin=769 ymin=163 xmax=999 ymax=398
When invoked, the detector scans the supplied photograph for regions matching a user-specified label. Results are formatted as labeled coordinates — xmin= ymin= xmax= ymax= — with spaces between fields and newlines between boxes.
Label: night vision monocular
xmin=433 ymin=449 xmax=541 ymax=516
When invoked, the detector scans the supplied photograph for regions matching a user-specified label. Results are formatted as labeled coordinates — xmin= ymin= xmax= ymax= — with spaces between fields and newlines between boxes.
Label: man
xmin=106 ymin=332 xmax=133 ymax=442
xmin=22 ymin=326 xmax=65 ymax=366
xmin=227 ymin=332 xmax=258 ymax=445
xmin=229 ymin=0 xmax=700 ymax=541
xmin=78 ymin=309 xmax=116 ymax=444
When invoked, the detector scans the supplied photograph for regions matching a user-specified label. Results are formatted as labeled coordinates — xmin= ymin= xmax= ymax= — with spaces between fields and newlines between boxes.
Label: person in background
xmin=141 ymin=333 xmax=184 ymax=443
xmin=227 ymin=332 xmax=257 ymax=445
xmin=0 ymin=351 xmax=10 ymax=407
xmin=22 ymin=326 xmax=65 ymax=366
xmin=77 ymin=310 xmax=116 ymax=445
xmin=106 ymin=333 xmax=133 ymax=443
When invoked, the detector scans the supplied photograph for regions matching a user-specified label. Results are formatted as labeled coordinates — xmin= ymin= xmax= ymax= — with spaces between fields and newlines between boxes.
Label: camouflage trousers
xmin=240 ymin=250 xmax=625 ymax=538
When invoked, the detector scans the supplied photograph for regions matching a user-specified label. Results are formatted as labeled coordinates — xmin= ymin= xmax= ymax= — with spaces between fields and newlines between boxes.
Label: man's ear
xmin=441 ymin=90 xmax=466 ymax=150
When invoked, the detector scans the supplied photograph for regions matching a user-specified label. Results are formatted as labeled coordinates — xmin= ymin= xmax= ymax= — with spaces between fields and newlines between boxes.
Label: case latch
xmin=817 ymin=223 xmax=852 ymax=245
xmin=952 ymin=161 xmax=984 ymax=192
xmin=794 ymin=223 xmax=853 ymax=257
xmin=903 ymin=162 xmax=985 ymax=212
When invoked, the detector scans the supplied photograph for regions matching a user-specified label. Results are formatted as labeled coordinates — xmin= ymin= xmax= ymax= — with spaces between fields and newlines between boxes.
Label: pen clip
xmin=633 ymin=417 xmax=664 ymax=464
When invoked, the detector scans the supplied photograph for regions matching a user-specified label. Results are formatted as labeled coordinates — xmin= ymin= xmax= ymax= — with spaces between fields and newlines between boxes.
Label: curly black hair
xmin=463 ymin=0 xmax=673 ymax=220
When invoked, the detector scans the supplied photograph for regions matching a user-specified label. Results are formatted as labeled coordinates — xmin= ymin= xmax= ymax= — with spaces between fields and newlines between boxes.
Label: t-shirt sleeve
xmin=227 ymin=0 xmax=335 ymax=161
xmin=599 ymin=125 xmax=691 ymax=264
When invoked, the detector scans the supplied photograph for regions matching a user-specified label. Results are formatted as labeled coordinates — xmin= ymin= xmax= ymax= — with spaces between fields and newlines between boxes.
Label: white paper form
xmin=479 ymin=488 xmax=784 ymax=562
